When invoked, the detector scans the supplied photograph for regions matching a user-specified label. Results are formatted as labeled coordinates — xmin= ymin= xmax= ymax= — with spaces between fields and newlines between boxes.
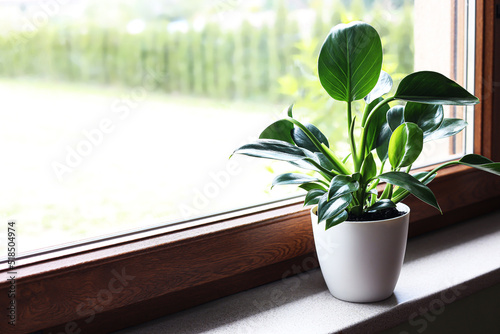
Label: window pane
xmin=412 ymin=0 xmax=474 ymax=166
xmin=0 ymin=0 xmax=472 ymax=256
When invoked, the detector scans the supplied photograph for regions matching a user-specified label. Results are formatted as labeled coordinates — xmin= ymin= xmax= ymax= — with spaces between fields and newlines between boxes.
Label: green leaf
xmin=272 ymin=173 xmax=318 ymax=188
xmin=378 ymin=171 xmax=441 ymax=212
xmin=342 ymin=153 xmax=352 ymax=164
xmin=233 ymin=139 xmax=306 ymax=161
xmin=388 ymin=122 xmax=423 ymax=168
xmin=387 ymin=105 xmax=405 ymax=131
xmin=391 ymin=171 xmax=436 ymax=200
xmin=287 ymin=158 xmax=334 ymax=180
xmin=325 ymin=210 xmax=348 ymax=230
xmin=318 ymin=21 xmax=383 ymax=102
xmin=360 ymin=152 xmax=377 ymax=182
xmin=285 ymin=150 xmax=336 ymax=180
xmin=376 ymin=123 xmax=391 ymax=162
xmin=327 ymin=175 xmax=359 ymax=200
xmin=458 ymin=154 xmax=500 ymax=176
xmin=304 ymin=189 xmax=326 ymax=206
xmin=364 ymin=71 xmax=393 ymax=104
xmin=291 ymin=123 xmax=329 ymax=153
xmin=404 ymin=102 xmax=444 ymax=136
xmin=424 ymin=118 xmax=467 ymax=142
xmin=259 ymin=119 xmax=294 ymax=144
xmin=460 ymin=154 xmax=493 ymax=164
xmin=366 ymin=199 xmax=396 ymax=212
xmin=315 ymin=153 xmax=335 ymax=171
xmin=364 ymin=97 xmax=391 ymax=152
xmin=394 ymin=71 xmax=479 ymax=105
xmin=300 ymin=182 xmax=328 ymax=192
xmin=351 ymin=172 xmax=362 ymax=182
xmin=317 ymin=193 xmax=352 ymax=223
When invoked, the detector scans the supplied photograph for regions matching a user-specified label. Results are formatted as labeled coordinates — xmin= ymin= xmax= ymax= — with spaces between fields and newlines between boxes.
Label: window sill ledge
xmin=115 ymin=209 xmax=500 ymax=334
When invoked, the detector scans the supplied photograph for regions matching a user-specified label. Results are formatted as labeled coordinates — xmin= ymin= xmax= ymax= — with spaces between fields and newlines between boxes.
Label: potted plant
xmin=231 ymin=21 xmax=500 ymax=302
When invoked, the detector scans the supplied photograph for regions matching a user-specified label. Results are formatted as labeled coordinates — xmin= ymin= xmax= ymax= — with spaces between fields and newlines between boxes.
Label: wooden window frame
xmin=2 ymin=1 xmax=500 ymax=333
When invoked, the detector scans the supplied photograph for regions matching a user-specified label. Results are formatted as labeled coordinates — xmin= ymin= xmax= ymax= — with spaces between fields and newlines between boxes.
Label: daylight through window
xmin=0 ymin=0 xmax=474 ymax=256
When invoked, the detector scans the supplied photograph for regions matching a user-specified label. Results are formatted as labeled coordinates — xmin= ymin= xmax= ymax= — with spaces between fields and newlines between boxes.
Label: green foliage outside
xmin=0 ymin=0 xmax=413 ymax=110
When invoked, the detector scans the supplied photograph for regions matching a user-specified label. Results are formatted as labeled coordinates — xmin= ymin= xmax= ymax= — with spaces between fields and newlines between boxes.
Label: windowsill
xmin=114 ymin=209 xmax=500 ymax=334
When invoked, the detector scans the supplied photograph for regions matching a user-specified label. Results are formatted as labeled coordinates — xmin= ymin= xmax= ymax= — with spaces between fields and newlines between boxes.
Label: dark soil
xmin=347 ymin=207 xmax=405 ymax=222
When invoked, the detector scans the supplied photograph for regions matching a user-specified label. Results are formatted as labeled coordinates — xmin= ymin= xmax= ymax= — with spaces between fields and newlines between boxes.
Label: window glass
xmin=0 ymin=0 xmax=472 ymax=255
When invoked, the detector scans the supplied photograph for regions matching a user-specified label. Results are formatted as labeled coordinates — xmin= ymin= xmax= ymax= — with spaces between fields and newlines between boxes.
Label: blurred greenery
xmin=0 ymin=0 xmax=413 ymax=106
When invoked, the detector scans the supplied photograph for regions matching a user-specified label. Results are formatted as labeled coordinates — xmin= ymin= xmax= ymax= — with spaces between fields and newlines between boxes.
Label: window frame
xmin=1 ymin=1 xmax=500 ymax=332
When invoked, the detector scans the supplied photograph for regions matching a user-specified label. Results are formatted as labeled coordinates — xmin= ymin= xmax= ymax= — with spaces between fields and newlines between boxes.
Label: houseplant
xmin=231 ymin=21 xmax=500 ymax=302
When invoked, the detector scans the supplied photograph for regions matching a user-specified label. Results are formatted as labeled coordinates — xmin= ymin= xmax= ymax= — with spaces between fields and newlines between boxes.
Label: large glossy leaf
xmin=387 ymin=105 xmax=405 ymax=131
xmin=233 ymin=139 xmax=306 ymax=161
xmin=291 ymin=123 xmax=329 ymax=153
xmin=272 ymin=173 xmax=318 ymax=188
xmin=327 ymin=175 xmax=359 ymax=200
xmin=288 ymin=159 xmax=334 ymax=181
xmin=424 ymin=118 xmax=467 ymax=142
xmin=404 ymin=102 xmax=444 ymax=136
xmin=394 ymin=71 xmax=479 ymax=105
xmin=378 ymin=171 xmax=441 ymax=212
xmin=286 ymin=150 xmax=336 ymax=180
xmin=287 ymin=157 xmax=319 ymax=172
xmin=360 ymin=152 xmax=377 ymax=183
xmin=317 ymin=193 xmax=352 ymax=223
xmin=376 ymin=123 xmax=391 ymax=162
xmin=304 ymin=189 xmax=326 ymax=206
xmin=388 ymin=122 xmax=424 ymax=168
xmin=366 ymin=199 xmax=396 ymax=212
xmin=457 ymin=154 xmax=500 ymax=176
xmin=315 ymin=152 xmax=335 ymax=171
xmin=325 ymin=210 xmax=348 ymax=230
xmin=364 ymin=71 xmax=393 ymax=104
xmin=364 ymin=97 xmax=391 ymax=152
xmin=259 ymin=119 xmax=294 ymax=144
xmin=318 ymin=21 xmax=383 ymax=102
xmin=299 ymin=182 xmax=327 ymax=192
xmin=392 ymin=171 xmax=436 ymax=200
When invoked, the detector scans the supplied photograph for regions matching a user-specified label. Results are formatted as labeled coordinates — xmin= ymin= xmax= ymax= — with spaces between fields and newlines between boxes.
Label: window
xmin=0 ymin=0 xmax=477 ymax=257
xmin=1 ymin=1 xmax=499 ymax=333
xmin=412 ymin=0 xmax=475 ymax=166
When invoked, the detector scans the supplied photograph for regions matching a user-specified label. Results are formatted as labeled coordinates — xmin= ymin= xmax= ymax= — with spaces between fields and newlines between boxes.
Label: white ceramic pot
xmin=311 ymin=203 xmax=410 ymax=303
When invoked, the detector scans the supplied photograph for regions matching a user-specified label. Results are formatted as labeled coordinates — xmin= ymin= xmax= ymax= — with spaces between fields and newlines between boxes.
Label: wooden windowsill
xmin=114 ymin=209 xmax=500 ymax=334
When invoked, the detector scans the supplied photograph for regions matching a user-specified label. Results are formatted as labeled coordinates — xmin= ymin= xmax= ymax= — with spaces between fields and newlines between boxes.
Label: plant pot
xmin=310 ymin=203 xmax=410 ymax=303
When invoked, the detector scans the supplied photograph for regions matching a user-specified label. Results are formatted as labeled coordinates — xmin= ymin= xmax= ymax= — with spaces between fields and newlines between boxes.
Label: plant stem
xmin=320 ymin=143 xmax=352 ymax=175
xmin=286 ymin=117 xmax=351 ymax=175
xmin=380 ymin=182 xmax=392 ymax=200
xmin=420 ymin=161 xmax=458 ymax=183
xmin=366 ymin=178 xmax=379 ymax=192
xmin=347 ymin=101 xmax=353 ymax=130
xmin=358 ymin=96 xmax=395 ymax=163
xmin=303 ymin=158 xmax=337 ymax=180
xmin=349 ymin=117 xmax=359 ymax=172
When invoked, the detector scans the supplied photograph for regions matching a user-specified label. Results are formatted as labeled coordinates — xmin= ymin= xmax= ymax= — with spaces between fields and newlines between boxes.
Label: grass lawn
xmin=0 ymin=79 xmax=299 ymax=255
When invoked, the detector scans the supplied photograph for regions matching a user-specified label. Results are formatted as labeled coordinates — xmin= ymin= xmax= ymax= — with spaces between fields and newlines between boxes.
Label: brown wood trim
xmin=1 ymin=2 xmax=499 ymax=333
xmin=1 ymin=202 xmax=315 ymax=333
xmin=475 ymin=0 xmax=495 ymax=158
xmin=406 ymin=167 xmax=500 ymax=236
xmin=0 ymin=196 xmax=305 ymax=271
xmin=493 ymin=0 xmax=500 ymax=161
